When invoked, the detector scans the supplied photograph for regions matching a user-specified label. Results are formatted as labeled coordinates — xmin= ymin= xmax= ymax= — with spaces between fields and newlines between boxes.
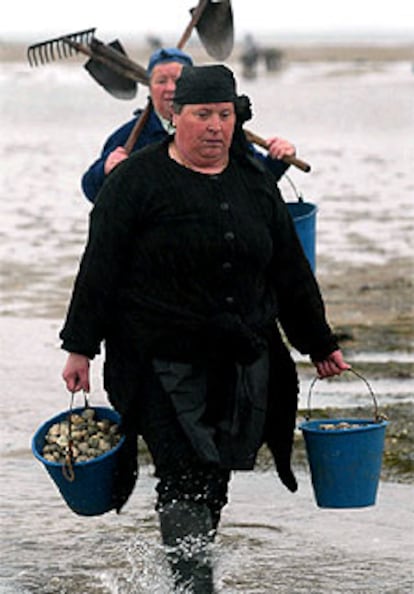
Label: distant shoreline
xmin=2 ymin=39 xmax=413 ymax=64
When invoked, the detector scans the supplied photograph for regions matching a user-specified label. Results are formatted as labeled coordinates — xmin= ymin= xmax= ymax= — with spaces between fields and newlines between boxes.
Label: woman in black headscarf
xmin=60 ymin=64 xmax=349 ymax=593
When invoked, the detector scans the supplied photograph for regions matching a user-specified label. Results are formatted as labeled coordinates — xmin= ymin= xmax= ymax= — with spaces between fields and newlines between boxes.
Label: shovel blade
xmin=194 ymin=0 xmax=234 ymax=60
xmin=84 ymin=39 xmax=137 ymax=100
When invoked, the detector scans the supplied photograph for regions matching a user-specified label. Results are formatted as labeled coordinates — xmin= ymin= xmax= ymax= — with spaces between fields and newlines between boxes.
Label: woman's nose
xmin=208 ymin=115 xmax=222 ymax=131
xmin=165 ymin=77 xmax=176 ymax=90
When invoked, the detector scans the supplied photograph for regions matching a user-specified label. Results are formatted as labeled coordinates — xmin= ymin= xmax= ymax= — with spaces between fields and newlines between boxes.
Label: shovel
xmin=193 ymin=0 xmax=234 ymax=60
xmin=84 ymin=40 xmax=138 ymax=100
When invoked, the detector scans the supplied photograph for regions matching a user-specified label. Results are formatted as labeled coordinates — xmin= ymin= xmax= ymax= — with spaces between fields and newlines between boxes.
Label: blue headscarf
xmin=147 ymin=47 xmax=193 ymax=76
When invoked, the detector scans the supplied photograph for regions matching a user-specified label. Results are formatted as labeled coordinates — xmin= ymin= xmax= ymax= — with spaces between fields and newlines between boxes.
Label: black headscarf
xmin=174 ymin=64 xmax=256 ymax=166
xmin=174 ymin=64 xmax=237 ymax=104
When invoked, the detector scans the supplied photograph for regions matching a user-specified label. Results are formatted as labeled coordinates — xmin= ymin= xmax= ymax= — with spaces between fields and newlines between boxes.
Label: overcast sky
xmin=2 ymin=0 xmax=414 ymax=41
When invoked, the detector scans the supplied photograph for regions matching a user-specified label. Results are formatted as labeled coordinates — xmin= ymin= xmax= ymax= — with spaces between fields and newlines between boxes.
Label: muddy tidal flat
xmin=1 ymin=36 xmax=414 ymax=593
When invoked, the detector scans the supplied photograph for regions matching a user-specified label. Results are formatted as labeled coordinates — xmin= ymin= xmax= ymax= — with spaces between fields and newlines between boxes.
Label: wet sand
xmin=318 ymin=258 xmax=413 ymax=358
xmin=2 ymin=37 xmax=414 ymax=64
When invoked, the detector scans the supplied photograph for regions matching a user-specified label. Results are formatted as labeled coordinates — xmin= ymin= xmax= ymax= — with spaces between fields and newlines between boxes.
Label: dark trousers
xmin=138 ymin=364 xmax=230 ymax=526
xmin=138 ymin=369 xmax=229 ymax=592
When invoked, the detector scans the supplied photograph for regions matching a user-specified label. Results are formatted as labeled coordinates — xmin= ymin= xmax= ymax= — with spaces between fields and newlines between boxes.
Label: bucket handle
xmin=62 ymin=391 xmax=90 ymax=482
xmin=305 ymin=368 xmax=386 ymax=423
xmin=283 ymin=174 xmax=304 ymax=204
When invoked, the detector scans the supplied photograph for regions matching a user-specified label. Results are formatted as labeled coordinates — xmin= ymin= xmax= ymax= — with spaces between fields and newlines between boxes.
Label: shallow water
xmin=1 ymin=56 xmax=414 ymax=592
xmin=2 ymin=452 xmax=414 ymax=593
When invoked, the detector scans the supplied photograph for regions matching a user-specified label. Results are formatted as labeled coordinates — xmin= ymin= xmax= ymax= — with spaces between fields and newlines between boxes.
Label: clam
xmin=42 ymin=408 xmax=122 ymax=464
xmin=319 ymin=421 xmax=363 ymax=431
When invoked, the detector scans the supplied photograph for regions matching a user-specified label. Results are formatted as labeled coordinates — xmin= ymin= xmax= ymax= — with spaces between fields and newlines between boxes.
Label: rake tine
xmin=33 ymin=45 xmax=41 ymax=65
xmin=27 ymin=47 xmax=36 ymax=67
xmin=28 ymin=44 xmax=37 ymax=65
xmin=39 ymin=44 xmax=46 ymax=64
xmin=44 ymin=43 xmax=51 ymax=63
xmin=27 ymin=28 xmax=96 ymax=66
xmin=46 ymin=43 xmax=53 ymax=63
xmin=56 ymin=40 xmax=62 ymax=60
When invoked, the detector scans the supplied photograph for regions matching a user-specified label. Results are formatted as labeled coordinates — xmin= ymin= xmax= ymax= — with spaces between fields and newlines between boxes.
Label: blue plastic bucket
xmin=299 ymin=371 xmax=388 ymax=508
xmin=300 ymin=418 xmax=388 ymax=508
xmin=287 ymin=201 xmax=317 ymax=272
xmin=32 ymin=406 xmax=125 ymax=516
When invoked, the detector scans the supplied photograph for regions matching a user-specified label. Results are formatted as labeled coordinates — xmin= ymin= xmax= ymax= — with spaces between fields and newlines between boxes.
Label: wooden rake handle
xmin=64 ymin=37 xmax=148 ymax=84
xmin=244 ymin=129 xmax=311 ymax=173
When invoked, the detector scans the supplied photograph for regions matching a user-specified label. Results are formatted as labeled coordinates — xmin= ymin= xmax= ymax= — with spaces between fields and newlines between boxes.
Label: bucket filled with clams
xmin=32 ymin=397 xmax=125 ymax=516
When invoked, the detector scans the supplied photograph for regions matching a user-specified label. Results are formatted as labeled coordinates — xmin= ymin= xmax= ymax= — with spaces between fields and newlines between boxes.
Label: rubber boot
xmin=159 ymin=500 xmax=215 ymax=593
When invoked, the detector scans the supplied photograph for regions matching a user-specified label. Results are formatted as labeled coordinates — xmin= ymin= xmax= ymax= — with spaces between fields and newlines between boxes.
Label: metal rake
xmin=27 ymin=28 xmax=96 ymax=66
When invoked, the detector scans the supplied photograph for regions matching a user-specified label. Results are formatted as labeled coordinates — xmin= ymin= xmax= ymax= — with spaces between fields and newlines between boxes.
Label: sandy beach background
xmin=2 ymin=36 xmax=414 ymax=62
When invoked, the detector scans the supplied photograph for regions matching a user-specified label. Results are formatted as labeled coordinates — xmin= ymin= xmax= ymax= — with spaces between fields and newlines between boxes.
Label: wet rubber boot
xmin=159 ymin=500 xmax=215 ymax=593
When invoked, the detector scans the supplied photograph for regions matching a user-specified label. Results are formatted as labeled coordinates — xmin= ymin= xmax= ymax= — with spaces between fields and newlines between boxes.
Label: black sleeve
xmin=60 ymin=160 xmax=145 ymax=357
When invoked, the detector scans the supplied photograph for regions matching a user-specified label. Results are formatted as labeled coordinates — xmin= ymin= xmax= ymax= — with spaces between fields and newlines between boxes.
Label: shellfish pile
xmin=319 ymin=422 xmax=363 ymax=431
xmin=42 ymin=408 xmax=122 ymax=464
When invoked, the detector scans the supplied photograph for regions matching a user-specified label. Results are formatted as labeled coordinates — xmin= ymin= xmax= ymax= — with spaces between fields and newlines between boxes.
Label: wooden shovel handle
xmin=177 ymin=0 xmax=209 ymax=49
xmin=244 ymin=129 xmax=311 ymax=173
xmin=124 ymin=103 xmax=151 ymax=154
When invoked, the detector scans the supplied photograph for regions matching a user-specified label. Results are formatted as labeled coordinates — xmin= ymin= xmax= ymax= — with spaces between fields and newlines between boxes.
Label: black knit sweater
xmin=61 ymin=138 xmax=337 ymax=365
xmin=60 ymin=138 xmax=339 ymax=502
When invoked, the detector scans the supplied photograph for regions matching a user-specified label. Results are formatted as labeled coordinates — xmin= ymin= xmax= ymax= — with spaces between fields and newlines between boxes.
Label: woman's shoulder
xmin=128 ymin=137 xmax=169 ymax=164
xmin=104 ymin=140 xmax=170 ymax=193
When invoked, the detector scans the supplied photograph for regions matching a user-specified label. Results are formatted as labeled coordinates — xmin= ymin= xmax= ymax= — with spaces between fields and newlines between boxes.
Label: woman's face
xmin=149 ymin=62 xmax=185 ymax=120
xmin=172 ymin=102 xmax=236 ymax=169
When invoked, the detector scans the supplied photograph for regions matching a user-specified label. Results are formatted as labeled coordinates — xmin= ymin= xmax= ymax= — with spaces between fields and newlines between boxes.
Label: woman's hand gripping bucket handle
xmin=62 ymin=391 xmax=90 ymax=482
xmin=305 ymin=368 xmax=387 ymax=423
